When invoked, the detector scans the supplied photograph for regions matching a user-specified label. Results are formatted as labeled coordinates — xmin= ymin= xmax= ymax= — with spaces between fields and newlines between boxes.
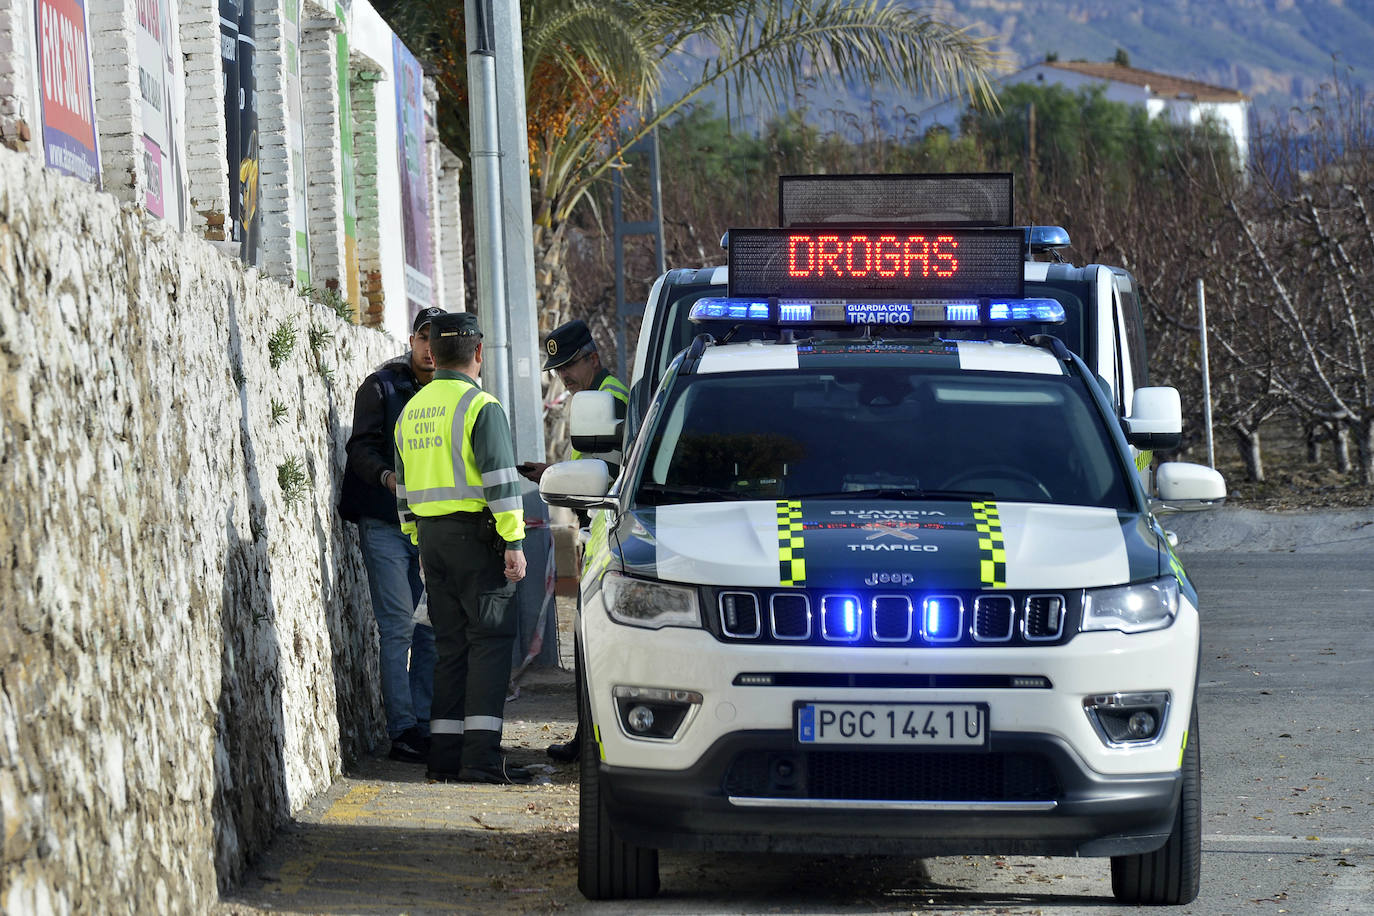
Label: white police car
xmin=542 ymin=180 xmax=1226 ymax=905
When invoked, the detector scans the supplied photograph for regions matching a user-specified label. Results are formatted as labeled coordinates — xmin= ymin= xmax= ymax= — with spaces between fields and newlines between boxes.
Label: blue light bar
xmin=690 ymin=297 xmax=1064 ymax=328
xmin=1025 ymin=225 xmax=1071 ymax=252
xmin=988 ymin=299 xmax=1065 ymax=323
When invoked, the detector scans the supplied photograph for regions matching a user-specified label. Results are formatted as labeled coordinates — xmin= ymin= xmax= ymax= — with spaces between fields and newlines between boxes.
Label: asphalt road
xmin=220 ymin=525 xmax=1374 ymax=915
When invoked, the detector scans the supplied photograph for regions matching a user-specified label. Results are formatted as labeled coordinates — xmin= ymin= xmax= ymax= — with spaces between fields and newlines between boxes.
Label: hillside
xmin=926 ymin=0 xmax=1374 ymax=114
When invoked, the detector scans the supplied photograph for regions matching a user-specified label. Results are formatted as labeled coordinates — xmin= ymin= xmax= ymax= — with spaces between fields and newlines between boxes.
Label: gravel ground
xmin=216 ymin=505 xmax=1373 ymax=915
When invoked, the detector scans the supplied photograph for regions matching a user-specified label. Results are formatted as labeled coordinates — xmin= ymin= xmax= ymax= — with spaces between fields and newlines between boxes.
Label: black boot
xmin=547 ymin=730 xmax=581 ymax=763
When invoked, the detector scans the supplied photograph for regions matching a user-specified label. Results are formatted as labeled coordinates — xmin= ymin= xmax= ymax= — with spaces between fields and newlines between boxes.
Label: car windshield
xmin=634 ymin=366 xmax=1133 ymax=509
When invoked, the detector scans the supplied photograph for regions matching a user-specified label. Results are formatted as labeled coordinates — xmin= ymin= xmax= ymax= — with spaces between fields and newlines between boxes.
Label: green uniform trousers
xmin=416 ymin=513 xmax=518 ymax=773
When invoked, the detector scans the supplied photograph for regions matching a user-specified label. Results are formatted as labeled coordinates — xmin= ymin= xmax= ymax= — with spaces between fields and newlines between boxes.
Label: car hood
xmin=612 ymin=499 xmax=1164 ymax=590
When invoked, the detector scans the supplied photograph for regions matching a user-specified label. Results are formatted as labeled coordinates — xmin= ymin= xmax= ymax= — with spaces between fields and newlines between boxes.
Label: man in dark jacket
xmin=339 ymin=306 xmax=446 ymax=763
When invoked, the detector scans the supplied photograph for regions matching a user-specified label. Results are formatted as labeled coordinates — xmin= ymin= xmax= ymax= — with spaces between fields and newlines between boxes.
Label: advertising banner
xmin=221 ymin=0 xmax=260 ymax=266
xmin=285 ymin=0 xmax=309 ymax=285
xmin=34 ymin=0 xmax=101 ymax=187
xmin=136 ymin=0 xmax=186 ymax=227
xmin=393 ymin=34 xmax=433 ymax=318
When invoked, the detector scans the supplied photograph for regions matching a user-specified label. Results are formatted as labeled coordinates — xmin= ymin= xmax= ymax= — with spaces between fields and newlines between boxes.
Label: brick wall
xmin=181 ymin=0 xmax=230 ymax=239
xmin=349 ymin=60 xmax=383 ymax=327
xmin=299 ymin=11 xmax=346 ymax=297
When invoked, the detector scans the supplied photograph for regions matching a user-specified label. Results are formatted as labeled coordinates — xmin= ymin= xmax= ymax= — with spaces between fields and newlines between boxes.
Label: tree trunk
xmin=1305 ymin=423 xmax=1324 ymax=463
xmin=1357 ymin=418 xmax=1374 ymax=486
xmin=1334 ymin=422 xmax=1352 ymax=474
xmin=533 ymin=221 xmax=573 ymax=463
xmin=1233 ymin=425 xmax=1264 ymax=482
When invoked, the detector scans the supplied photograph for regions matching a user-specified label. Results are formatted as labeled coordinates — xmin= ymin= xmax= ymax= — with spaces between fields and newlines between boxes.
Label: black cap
xmin=412 ymin=306 xmax=447 ymax=334
xmin=542 ymin=319 xmax=595 ymax=370
xmin=429 ymin=311 xmax=482 ymax=339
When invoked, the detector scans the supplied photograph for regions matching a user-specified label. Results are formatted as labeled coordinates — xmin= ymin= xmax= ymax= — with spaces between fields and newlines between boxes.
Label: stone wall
xmin=0 ymin=146 xmax=400 ymax=912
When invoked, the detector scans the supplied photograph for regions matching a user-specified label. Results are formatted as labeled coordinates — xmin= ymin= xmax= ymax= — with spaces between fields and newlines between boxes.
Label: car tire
xmin=576 ymin=644 xmax=660 ymax=900
xmin=1110 ymin=702 xmax=1201 ymax=905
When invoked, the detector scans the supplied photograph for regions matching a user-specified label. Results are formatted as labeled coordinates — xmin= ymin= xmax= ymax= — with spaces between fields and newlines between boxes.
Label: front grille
xmin=1024 ymin=595 xmax=1065 ymax=640
xmin=723 ymin=750 xmax=1060 ymax=802
xmin=710 ymin=588 xmax=1078 ymax=647
xmin=872 ymin=596 xmax=912 ymax=641
xmin=719 ymin=592 xmax=761 ymax=637
xmin=973 ymin=595 xmax=1015 ymax=641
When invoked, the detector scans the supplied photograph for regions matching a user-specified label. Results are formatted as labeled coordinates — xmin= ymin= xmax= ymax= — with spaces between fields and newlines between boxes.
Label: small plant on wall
xmin=277 ymin=456 xmax=309 ymax=506
xmin=301 ymin=282 xmax=355 ymax=323
xmin=268 ymin=321 xmax=297 ymax=369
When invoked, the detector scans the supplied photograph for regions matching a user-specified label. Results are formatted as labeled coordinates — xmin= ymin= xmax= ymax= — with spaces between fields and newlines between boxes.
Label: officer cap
xmin=542 ymin=319 xmax=595 ymax=371
xmin=412 ymin=306 xmax=447 ymax=335
xmin=429 ymin=311 xmax=482 ymax=339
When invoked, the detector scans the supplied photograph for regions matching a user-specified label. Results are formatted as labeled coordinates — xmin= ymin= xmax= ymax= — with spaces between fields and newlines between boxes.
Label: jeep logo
xmin=863 ymin=571 xmax=917 ymax=587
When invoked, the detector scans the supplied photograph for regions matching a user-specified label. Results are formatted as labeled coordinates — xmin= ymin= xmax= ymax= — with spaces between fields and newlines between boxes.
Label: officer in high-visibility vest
xmin=517 ymin=318 xmax=629 ymax=482
xmin=517 ymin=318 xmax=628 ymax=765
xmin=394 ymin=311 xmax=532 ymax=785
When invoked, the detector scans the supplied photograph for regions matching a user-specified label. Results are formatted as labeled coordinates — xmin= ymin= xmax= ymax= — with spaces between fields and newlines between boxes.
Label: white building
xmin=915 ymin=60 xmax=1251 ymax=172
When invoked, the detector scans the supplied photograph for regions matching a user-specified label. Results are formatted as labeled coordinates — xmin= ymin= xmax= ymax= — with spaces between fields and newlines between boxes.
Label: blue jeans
xmin=358 ymin=516 xmax=435 ymax=738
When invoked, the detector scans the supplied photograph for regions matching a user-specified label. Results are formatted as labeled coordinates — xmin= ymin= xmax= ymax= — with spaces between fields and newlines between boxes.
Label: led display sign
xmin=779 ymin=172 xmax=1014 ymax=227
xmin=728 ymin=227 xmax=1025 ymax=299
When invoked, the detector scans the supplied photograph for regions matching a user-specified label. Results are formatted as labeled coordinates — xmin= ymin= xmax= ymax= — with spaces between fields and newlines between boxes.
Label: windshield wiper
xmin=637 ymin=482 xmax=746 ymax=503
xmin=803 ymin=487 xmax=995 ymax=501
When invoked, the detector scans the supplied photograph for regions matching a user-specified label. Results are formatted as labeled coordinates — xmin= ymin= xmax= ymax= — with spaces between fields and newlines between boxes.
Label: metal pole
xmin=465 ymin=1 xmax=511 ymax=413
xmin=1197 ymin=279 xmax=1215 ymax=468
xmin=488 ymin=0 xmax=544 ymax=464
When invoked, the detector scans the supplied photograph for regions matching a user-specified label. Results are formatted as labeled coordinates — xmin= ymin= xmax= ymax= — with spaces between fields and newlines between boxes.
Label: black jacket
xmin=338 ymin=354 xmax=425 ymax=523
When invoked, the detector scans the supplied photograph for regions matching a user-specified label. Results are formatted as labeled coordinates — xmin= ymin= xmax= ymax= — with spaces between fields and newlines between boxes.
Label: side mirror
xmin=1150 ymin=461 xmax=1227 ymax=514
xmin=569 ymin=390 xmax=622 ymax=455
xmin=538 ymin=459 xmax=616 ymax=510
xmin=1124 ymin=387 xmax=1182 ymax=451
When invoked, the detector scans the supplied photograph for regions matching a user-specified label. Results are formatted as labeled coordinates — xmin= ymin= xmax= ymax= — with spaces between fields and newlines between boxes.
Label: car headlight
xmin=603 ymin=572 xmax=702 ymax=629
xmin=1081 ymin=576 xmax=1179 ymax=634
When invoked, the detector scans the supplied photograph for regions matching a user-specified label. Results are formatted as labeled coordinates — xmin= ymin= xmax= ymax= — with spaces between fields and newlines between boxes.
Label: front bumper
xmin=598 ymin=728 xmax=1180 ymax=856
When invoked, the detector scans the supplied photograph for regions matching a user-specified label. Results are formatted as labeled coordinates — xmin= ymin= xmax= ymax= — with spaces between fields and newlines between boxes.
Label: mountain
xmin=923 ymin=0 xmax=1374 ymax=114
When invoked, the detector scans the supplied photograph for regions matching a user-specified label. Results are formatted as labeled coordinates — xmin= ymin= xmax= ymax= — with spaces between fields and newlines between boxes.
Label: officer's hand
xmin=517 ymin=462 xmax=549 ymax=483
xmin=384 ymin=470 xmax=398 ymax=494
xmin=504 ymin=549 xmax=527 ymax=582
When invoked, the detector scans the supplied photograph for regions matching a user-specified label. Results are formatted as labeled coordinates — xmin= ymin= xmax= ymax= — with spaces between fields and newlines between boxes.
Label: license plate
xmin=796 ymin=702 xmax=988 ymax=747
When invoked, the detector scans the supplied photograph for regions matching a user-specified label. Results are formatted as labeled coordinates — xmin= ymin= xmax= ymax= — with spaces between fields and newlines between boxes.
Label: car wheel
xmin=576 ymin=645 xmax=660 ymax=900
xmin=1111 ymin=702 xmax=1201 ymax=905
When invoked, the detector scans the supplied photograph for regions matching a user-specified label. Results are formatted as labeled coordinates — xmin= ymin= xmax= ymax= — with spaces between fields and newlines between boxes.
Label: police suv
xmin=540 ymin=175 xmax=1226 ymax=905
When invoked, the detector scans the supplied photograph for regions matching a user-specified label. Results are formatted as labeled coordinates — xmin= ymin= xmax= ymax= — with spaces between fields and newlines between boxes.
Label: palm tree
xmin=379 ymin=0 xmax=1002 ymax=333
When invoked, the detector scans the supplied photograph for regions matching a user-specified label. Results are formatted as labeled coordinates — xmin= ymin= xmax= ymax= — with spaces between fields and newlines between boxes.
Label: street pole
xmin=1197 ymin=279 xmax=1215 ymax=468
xmin=487 ymin=0 xmax=543 ymax=465
xmin=464 ymin=0 xmax=543 ymax=463
xmin=465 ymin=0 xmax=511 ymax=413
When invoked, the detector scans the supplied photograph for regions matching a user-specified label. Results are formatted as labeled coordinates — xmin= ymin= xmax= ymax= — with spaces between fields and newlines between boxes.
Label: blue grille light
xmin=945 ymin=303 xmax=980 ymax=323
xmin=843 ymin=599 xmax=857 ymax=636
xmin=988 ymin=299 xmax=1065 ymax=323
xmin=924 ymin=596 xmax=962 ymax=641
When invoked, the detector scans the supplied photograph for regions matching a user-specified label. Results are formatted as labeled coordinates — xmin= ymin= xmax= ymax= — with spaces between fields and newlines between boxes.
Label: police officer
xmin=517 ymin=319 xmax=628 ymax=764
xmin=394 ymin=312 xmax=532 ymax=785
xmin=338 ymin=306 xmax=445 ymax=764
xmin=518 ymin=319 xmax=629 ymax=482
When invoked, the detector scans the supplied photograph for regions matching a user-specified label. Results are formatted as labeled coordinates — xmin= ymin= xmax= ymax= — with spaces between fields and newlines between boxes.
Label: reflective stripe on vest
xmin=397 ymin=381 xmax=502 ymax=517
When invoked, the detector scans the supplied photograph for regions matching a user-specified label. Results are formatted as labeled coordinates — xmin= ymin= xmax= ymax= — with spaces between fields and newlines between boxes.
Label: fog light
xmin=1127 ymin=710 xmax=1156 ymax=739
xmin=613 ymin=685 xmax=703 ymax=741
xmin=627 ymin=705 xmax=655 ymax=732
xmin=1083 ymin=692 xmax=1170 ymax=747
